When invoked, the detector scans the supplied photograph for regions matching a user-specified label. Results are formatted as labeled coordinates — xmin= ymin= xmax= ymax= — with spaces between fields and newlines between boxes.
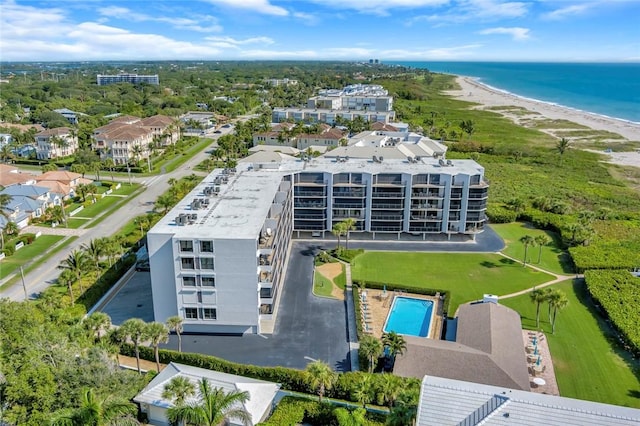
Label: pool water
xmin=383 ymin=297 xmax=434 ymax=338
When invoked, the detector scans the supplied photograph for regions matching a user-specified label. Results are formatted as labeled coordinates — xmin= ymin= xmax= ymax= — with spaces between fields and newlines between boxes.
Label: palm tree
xmin=377 ymin=373 xmax=403 ymax=408
xmin=162 ymin=376 xmax=195 ymax=406
xmin=58 ymin=269 xmax=76 ymax=304
xmin=534 ymin=234 xmax=551 ymax=264
xmin=550 ymin=291 xmax=569 ymax=334
xmin=0 ymin=193 xmax=13 ymax=250
xmin=82 ymin=238 xmax=104 ymax=271
xmin=359 ymin=335 xmax=383 ymax=373
xmin=304 ymin=360 xmax=336 ymax=403
xmin=167 ymin=378 xmax=251 ymax=426
xmin=76 ymin=183 xmax=90 ymax=202
xmin=50 ymin=388 xmax=139 ymax=426
xmin=58 ymin=249 xmax=87 ymax=282
xmin=387 ymin=403 xmax=417 ymax=426
xmin=155 ymin=193 xmax=175 ymax=214
xmin=352 ymin=375 xmax=372 ymax=409
xmin=83 ymin=312 xmax=112 ymax=343
xmin=519 ymin=235 xmax=535 ymax=266
xmin=103 ymin=158 xmax=116 ymax=182
xmin=146 ymin=321 xmax=169 ymax=372
xmin=382 ymin=331 xmax=407 ymax=369
xmin=90 ymin=161 xmax=102 ymax=181
xmin=166 ymin=315 xmax=184 ymax=352
xmin=556 ymin=137 xmax=571 ymax=163
xmin=529 ymin=288 xmax=547 ymax=328
xmin=134 ymin=216 xmax=149 ymax=236
xmin=332 ymin=222 xmax=346 ymax=251
xmin=119 ymin=318 xmax=148 ymax=374
xmin=342 ymin=218 xmax=356 ymax=250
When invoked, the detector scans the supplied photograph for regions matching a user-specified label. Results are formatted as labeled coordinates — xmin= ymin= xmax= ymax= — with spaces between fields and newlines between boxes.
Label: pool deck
xmin=360 ymin=289 xmax=443 ymax=340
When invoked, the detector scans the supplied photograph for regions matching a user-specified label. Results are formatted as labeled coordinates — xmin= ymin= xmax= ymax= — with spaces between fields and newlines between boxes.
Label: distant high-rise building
xmin=96 ymin=73 xmax=159 ymax=86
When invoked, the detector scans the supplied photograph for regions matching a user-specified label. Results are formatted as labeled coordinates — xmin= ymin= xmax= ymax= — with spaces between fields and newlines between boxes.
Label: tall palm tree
xmin=119 ymin=318 xmax=148 ymax=374
xmin=359 ymin=335 xmax=383 ymax=373
xmin=58 ymin=269 xmax=76 ymax=304
xmin=304 ymin=360 xmax=336 ymax=403
xmin=82 ymin=238 xmax=104 ymax=271
xmin=58 ymin=249 xmax=87 ymax=282
xmin=162 ymin=376 xmax=195 ymax=406
xmin=167 ymin=378 xmax=251 ymax=426
xmin=146 ymin=322 xmax=169 ymax=372
xmin=50 ymin=388 xmax=139 ymax=426
xmin=155 ymin=193 xmax=175 ymax=214
xmin=519 ymin=235 xmax=535 ymax=266
xmin=166 ymin=316 xmax=184 ymax=352
xmin=332 ymin=222 xmax=345 ymax=251
xmin=534 ymin=234 xmax=551 ymax=264
xmin=103 ymin=158 xmax=116 ymax=182
xmin=550 ymin=291 xmax=569 ymax=334
xmin=342 ymin=218 xmax=356 ymax=250
xmin=382 ymin=331 xmax=407 ymax=369
xmin=529 ymin=288 xmax=547 ymax=328
xmin=134 ymin=216 xmax=149 ymax=237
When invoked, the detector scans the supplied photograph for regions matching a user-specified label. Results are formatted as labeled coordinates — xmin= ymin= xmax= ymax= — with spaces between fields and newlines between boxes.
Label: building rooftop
xmin=395 ymin=303 xmax=529 ymax=391
xmin=417 ymin=375 xmax=640 ymax=426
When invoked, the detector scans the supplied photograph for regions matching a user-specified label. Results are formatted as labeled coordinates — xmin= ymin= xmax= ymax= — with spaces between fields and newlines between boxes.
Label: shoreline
xmin=447 ymin=76 xmax=640 ymax=143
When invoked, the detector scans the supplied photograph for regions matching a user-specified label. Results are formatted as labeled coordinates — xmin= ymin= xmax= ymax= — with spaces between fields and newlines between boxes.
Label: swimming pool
xmin=383 ymin=296 xmax=434 ymax=338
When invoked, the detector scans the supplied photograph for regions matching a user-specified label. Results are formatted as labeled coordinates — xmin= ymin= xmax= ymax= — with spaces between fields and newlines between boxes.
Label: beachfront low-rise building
xmin=147 ymin=156 xmax=488 ymax=334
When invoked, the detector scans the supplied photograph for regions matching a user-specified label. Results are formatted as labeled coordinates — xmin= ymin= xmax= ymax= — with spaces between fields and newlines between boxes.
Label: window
xmin=181 ymin=257 xmax=195 ymax=270
xmin=200 ymin=257 xmax=214 ymax=270
xmin=197 ymin=292 xmax=203 ymax=303
xmin=200 ymin=241 xmax=214 ymax=253
xmin=185 ymin=307 xmax=198 ymax=319
xmin=183 ymin=276 xmax=196 ymax=286
xmin=180 ymin=240 xmax=194 ymax=252
xmin=202 ymin=308 xmax=217 ymax=320
xmin=201 ymin=276 xmax=215 ymax=287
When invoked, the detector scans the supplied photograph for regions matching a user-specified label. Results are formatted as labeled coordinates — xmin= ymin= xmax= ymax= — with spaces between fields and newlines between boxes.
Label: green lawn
xmin=492 ymin=222 xmax=574 ymax=274
xmin=0 ymin=235 xmax=65 ymax=279
xmin=351 ymin=252 xmax=553 ymax=315
xmin=76 ymin=195 xmax=122 ymax=218
xmin=501 ymin=280 xmax=640 ymax=407
xmin=313 ymin=270 xmax=335 ymax=298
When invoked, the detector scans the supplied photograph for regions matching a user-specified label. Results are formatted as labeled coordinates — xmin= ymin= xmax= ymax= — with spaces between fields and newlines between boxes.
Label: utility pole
xmin=20 ymin=266 xmax=28 ymax=300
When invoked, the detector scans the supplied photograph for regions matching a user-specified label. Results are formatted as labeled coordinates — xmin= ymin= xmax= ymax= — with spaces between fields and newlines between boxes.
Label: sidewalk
xmin=22 ymin=225 xmax=87 ymax=237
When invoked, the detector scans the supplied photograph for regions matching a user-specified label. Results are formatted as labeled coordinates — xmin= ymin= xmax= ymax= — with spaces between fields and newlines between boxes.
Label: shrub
xmin=486 ymin=205 xmax=517 ymax=223
xmin=76 ymin=253 xmax=136 ymax=310
xmin=2 ymin=243 xmax=16 ymax=256
xmin=19 ymin=233 xmax=36 ymax=245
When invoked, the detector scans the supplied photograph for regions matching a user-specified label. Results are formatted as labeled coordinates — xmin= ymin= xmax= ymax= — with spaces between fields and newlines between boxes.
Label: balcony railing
xmin=370 ymin=214 xmax=404 ymax=220
xmin=370 ymin=203 xmax=404 ymax=209
xmin=371 ymin=192 xmax=405 ymax=198
xmin=295 ymin=190 xmax=327 ymax=197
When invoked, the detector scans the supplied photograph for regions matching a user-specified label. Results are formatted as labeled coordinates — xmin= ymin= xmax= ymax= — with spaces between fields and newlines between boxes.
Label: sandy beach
xmin=446 ymin=76 xmax=640 ymax=168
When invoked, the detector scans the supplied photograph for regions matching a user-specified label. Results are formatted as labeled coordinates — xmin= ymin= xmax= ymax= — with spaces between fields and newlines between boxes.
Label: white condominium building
xmin=148 ymin=157 xmax=488 ymax=334
xmin=96 ymin=73 xmax=159 ymax=86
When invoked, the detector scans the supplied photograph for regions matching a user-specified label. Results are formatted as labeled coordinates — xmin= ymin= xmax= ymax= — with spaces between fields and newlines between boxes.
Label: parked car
xmin=135 ymin=259 xmax=150 ymax=271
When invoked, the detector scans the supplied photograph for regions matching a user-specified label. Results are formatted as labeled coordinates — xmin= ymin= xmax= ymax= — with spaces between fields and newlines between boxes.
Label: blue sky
xmin=1 ymin=0 xmax=639 ymax=62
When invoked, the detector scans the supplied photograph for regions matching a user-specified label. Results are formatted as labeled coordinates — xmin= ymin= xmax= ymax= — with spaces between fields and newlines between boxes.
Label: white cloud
xmin=205 ymin=36 xmax=275 ymax=49
xmin=311 ymin=0 xmax=449 ymax=15
xmin=98 ymin=6 xmax=223 ymax=33
xmin=407 ymin=0 xmax=529 ymax=25
xmin=542 ymin=4 xmax=591 ymax=20
xmin=204 ymin=0 xmax=289 ymax=16
xmin=479 ymin=26 xmax=530 ymax=40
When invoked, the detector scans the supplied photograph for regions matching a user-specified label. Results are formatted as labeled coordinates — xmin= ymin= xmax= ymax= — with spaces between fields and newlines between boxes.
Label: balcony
xmin=467 ymin=202 xmax=487 ymax=211
xmin=370 ymin=213 xmax=404 ymax=221
xmin=409 ymin=225 xmax=442 ymax=233
xmin=295 ymin=213 xmax=327 ymax=220
xmin=333 ymin=190 xmax=365 ymax=198
xmin=294 ymin=200 xmax=326 ymax=208
xmin=370 ymin=202 xmax=404 ymax=210
xmin=371 ymin=191 xmax=405 ymax=198
xmin=295 ymin=190 xmax=327 ymax=197
xmin=259 ymin=271 xmax=272 ymax=284
xmin=370 ymin=224 xmax=403 ymax=232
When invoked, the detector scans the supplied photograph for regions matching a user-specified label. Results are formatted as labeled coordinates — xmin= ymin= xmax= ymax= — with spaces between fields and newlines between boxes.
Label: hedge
xmin=570 ymin=245 xmax=640 ymax=272
xmin=584 ymin=270 xmax=640 ymax=356
xmin=258 ymin=396 xmax=386 ymax=426
xmin=486 ymin=205 xmax=517 ymax=223
xmin=76 ymin=253 xmax=136 ymax=310
xmin=119 ymin=345 xmax=420 ymax=404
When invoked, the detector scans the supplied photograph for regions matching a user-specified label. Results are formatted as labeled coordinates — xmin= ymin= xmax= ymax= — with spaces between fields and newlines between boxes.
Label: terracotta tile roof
xmin=140 ymin=114 xmax=174 ymax=127
xmin=110 ymin=115 xmax=141 ymax=124
xmin=33 ymin=180 xmax=71 ymax=196
xmin=37 ymin=170 xmax=82 ymax=183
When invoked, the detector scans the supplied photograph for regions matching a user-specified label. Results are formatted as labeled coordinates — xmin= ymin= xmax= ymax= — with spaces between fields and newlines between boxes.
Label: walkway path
xmin=342 ymin=261 xmax=359 ymax=372
xmin=21 ymin=225 xmax=87 ymax=237
xmin=496 ymin=252 xmax=575 ymax=300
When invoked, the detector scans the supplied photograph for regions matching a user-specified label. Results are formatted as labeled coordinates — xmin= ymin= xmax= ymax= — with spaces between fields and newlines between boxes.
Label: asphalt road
xmin=0 ymin=126 xmax=236 ymax=301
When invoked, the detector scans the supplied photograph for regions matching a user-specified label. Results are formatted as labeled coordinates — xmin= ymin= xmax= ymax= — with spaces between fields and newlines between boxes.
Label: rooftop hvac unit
xmin=447 ymin=160 xmax=453 ymax=166
xmin=372 ymin=155 xmax=378 ymax=163
xmin=222 ymin=176 xmax=229 ymax=183
xmin=214 ymin=186 xmax=220 ymax=193
xmin=191 ymin=199 xmax=202 ymax=210
xmin=266 ymin=228 xmax=273 ymax=236
xmin=415 ymin=156 xmax=421 ymax=161
xmin=379 ymin=156 xmax=384 ymax=162
xmin=175 ymin=214 xmax=187 ymax=226
xmin=214 ymin=177 xmax=222 ymax=185
xmin=439 ymin=159 xmax=446 ymax=166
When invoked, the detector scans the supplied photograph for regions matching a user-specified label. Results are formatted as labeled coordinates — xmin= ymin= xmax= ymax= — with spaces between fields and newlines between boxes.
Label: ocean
xmin=391 ymin=62 xmax=640 ymax=124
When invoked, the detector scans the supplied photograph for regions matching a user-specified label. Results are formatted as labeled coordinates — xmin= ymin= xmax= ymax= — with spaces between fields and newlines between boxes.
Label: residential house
xmin=53 ymin=108 xmax=86 ymax=125
xmin=35 ymin=170 xmax=84 ymax=200
xmin=180 ymin=112 xmax=216 ymax=135
xmin=0 ymin=164 xmax=37 ymax=187
xmin=416 ymin=375 xmax=640 ymax=426
xmin=133 ymin=362 xmax=280 ymax=426
xmin=0 ymin=133 xmax=13 ymax=147
xmin=295 ymin=125 xmax=347 ymax=150
xmin=35 ymin=127 xmax=79 ymax=160
xmin=0 ymin=184 xmax=60 ymax=228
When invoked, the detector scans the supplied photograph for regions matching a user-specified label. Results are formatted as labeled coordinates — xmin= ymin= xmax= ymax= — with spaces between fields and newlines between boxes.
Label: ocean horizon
xmin=391 ymin=62 xmax=640 ymax=124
